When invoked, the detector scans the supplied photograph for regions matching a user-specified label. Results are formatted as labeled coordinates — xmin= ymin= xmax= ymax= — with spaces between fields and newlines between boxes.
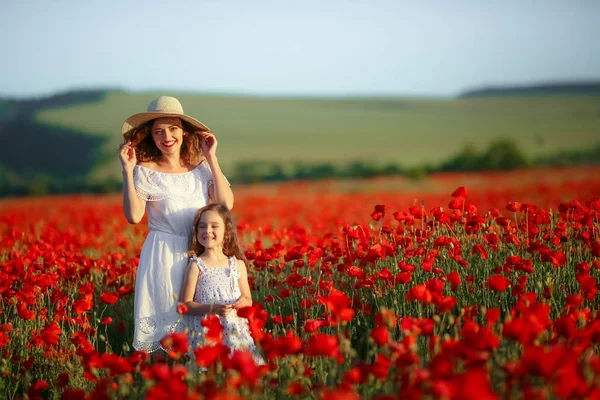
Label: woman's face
xmin=151 ymin=117 xmax=185 ymax=155
xmin=196 ymin=210 xmax=226 ymax=250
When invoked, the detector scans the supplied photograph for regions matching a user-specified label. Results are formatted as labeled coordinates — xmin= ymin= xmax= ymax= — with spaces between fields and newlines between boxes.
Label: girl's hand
xmin=200 ymin=132 xmax=218 ymax=160
xmin=119 ymin=141 xmax=137 ymax=173
xmin=233 ymin=295 xmax=252 ymax=310
xmin=211 ymin=304 xmax=233 ymax=317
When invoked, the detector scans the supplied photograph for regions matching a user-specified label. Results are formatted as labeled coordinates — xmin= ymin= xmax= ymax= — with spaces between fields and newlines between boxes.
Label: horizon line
xmin=1 ymin=78 xmax=600 ymax=101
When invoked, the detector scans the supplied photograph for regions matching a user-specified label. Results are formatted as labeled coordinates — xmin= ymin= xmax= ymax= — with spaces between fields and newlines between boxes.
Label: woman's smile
xmin=162 ymin=139 xmax=177 ymax=148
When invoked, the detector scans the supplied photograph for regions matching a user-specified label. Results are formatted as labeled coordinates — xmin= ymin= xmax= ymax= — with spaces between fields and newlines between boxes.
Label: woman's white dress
xmin=189 ymin=256 xmax=264 ymax=364
xmin=132 ymin=161 xmax=218 ymax=353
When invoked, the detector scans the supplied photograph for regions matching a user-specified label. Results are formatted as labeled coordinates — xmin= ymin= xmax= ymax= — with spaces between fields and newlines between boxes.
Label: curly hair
xmin=189 ymin=204 xmax=247 ymax=263
xmin=122 ymin=118 xmax=206 ymax=165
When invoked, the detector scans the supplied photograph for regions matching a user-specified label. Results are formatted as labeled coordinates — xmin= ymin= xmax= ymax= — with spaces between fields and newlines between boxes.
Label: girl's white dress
xmin=189 ymin=255 xmax=264 ymax=364
xmin=132 ymin=161 xmax=220 ymax=353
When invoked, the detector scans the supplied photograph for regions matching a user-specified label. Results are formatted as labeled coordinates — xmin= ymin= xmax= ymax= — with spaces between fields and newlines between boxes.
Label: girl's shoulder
xmin=229 ymin=256 xmax=246 ymax=268
xmin=190 ymin=254 xmax=203 ymax=265
xmin=228 ymin=256 xmax=243 ymax=279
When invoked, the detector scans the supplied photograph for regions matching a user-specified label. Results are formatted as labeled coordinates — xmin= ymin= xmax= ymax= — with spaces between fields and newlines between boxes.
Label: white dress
xmin=132 ymin=161 xmax=219 ymax=353
xmin=189 ymin=256 xmax=264 ymax=364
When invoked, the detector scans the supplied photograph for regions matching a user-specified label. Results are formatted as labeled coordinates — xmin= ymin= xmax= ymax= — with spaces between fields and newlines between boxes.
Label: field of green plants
xmin=34 ymin=92 xmax=600 ymax=176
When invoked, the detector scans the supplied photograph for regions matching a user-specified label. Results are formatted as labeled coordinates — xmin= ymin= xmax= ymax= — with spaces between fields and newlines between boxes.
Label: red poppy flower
xmin=100 ymin=292 xmax=118 ymax=305
xmin=449 ymin=197 xmax=465 ymax=210
xmin=60 ymin=389 xmax=86 ymax=400
xmin=451 ymin=186 xmax=468 ymax=198
xmin=202 ymin=315 xmax=224 ymax=343
xmin=300 ymin=298 xmax=314 ymax=309
xmin=176 ymin=302 xmax=188 ymax=314
xmin=437 ymin=296 xmax=457 ymax=313
xmin=370 ymin=353 xmax=391 ymax=381
xmin=370 ymin=326 xmax=389 ymax=346
xmin=371 ymin=205 xmax=386 ymax=221
xmin=40 ymin=321 xmax=62 ymax=345
xmin=17 ymin=303 xmax=35 ymax=320
xmin=323 ymin=288 xmax=355 ymax=323
xmin=506 ymin=202 xmax=521 ymax=212
xmin=304 ymin=319 xmax=324 ymax=333
xmin=225 ymin=349 xmax=261 ymax=385
xmin=447 ymin=271 xmax=461 ymax=291
xmin=100 ymin=353 xmax=133 ymax=376
xmin=305 ymin=333 xmax=339 ymax=358
xmin=406 ymin=285 xmax=433 ymax=303
xmin=0 ymin=332 xmax=10 ymax=348
xmin=286 ymin=381 xmax=306 ymax=396
xmin=72 ymin=293 xmax=93 ymax=314
xmin=472 ymin=244 xmax=488 ymax=259
xmin=485 ymin=308 xmax=501 ymax=326
xmin=194 ymin=343 xmax=228 ymax=368
xmin=56 ymin=372 xmax=70 ymax=388
xmin=592 ymin=243 xmax=600 ymax=257
xmin=159 ymin=332 xmax=189 ymax=359
xmin=487 ymin=275 xmax=510 ymax=292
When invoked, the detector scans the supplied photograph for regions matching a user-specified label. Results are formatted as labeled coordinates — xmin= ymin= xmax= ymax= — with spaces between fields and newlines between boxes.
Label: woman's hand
xmin=211 ymin=303 xmax=233 ymax=317
xmin=200 ymin=132 xmax=218 ymax=160
xmin=119 ymin=141 xmax=137 ymax=173
xmin=233 ymin=295 xmax=252 ymax=310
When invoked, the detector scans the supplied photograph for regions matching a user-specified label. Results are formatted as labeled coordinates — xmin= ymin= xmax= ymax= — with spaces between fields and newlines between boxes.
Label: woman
xmin=119 ymin=96 xmax=234 ymax=353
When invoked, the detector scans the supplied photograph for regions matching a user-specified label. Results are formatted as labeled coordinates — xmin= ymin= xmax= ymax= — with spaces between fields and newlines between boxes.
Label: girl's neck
xmin=201 ymin=247 xmax=228 ymax=262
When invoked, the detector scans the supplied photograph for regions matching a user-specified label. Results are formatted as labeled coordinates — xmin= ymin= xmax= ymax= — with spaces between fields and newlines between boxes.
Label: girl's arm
xmin=180 ymin=260 xmax=232 ymax=316
xmin=233 ymin=259 xmax=253 ymax=309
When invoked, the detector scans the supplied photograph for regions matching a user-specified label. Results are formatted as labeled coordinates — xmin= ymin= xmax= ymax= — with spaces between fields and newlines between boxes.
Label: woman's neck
xmin=158 ymin=153 xmax=184 ymax=169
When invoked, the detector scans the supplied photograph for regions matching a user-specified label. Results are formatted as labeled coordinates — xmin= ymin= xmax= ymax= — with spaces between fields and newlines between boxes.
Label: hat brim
xmin=121 ymin=112 xmax=210 ymax=135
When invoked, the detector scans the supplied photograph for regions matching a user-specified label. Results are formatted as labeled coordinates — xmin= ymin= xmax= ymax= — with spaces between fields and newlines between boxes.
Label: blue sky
xmin=2 ymin=0 xmax=599 ymax=98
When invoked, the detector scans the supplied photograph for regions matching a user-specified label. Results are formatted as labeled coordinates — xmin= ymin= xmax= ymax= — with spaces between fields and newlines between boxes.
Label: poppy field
xmin=1 ymin=166 xmax=600 ymax=399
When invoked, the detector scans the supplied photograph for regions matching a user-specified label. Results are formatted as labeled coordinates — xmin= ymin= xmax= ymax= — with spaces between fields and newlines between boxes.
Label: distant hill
xmin=459 ymin=81 xmax=600 ymax=98
xmin=1 ymin=87 xmax=600 ymax=196
xmin=0 ymin=90 xmax=112 ymax=179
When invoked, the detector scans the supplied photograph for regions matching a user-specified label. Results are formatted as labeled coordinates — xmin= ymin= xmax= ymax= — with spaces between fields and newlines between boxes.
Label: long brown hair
xmin=122 ymin=118 xmax=205 ymax=165
xmin=190 ymin=204 xmax=247 ymax=263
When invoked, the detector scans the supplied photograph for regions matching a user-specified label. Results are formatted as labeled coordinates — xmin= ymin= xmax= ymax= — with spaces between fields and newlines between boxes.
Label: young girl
xmin=180 ymin=204 xmax=264 ymax=364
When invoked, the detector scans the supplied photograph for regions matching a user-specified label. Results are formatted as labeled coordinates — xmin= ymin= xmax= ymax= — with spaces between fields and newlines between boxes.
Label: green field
xmin=34 ymin=91 xmax=600 ymax=180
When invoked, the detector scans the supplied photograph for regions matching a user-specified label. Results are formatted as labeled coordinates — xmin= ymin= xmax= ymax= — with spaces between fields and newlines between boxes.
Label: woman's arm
xmin=233 ymin=259 xmax=253 ymax=309
xmin=207 ymin=156 xmax=234 ymax=209
xmin=122 ymin=170 xmax=146 ymax=224
xmin=200 ymin=132 xmax=234 ymax=209
xmin=119 ymin=142 xmax=146 ymax=224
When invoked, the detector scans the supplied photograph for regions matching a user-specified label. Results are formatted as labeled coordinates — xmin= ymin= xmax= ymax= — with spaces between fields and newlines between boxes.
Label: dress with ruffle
xmin=132 ymin=161 xmax=220 ymax=353
xmin=188 ymin=256 xmax=264 ymax=364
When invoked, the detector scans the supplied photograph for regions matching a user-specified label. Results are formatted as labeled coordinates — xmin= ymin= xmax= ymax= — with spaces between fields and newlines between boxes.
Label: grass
xmin=33 ymin=92 xmax=600 ymax=180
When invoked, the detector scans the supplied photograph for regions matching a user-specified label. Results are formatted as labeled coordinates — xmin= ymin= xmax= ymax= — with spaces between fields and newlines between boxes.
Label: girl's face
xmin=196 ymin=210 xmax=226 ymax=249
xmin=151 ymin=117 xmax=185 ymax=155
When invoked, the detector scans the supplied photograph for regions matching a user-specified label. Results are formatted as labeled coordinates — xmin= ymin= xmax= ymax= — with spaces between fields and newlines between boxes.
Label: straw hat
xmin=121 ymin=96 xmax=210 ymax=135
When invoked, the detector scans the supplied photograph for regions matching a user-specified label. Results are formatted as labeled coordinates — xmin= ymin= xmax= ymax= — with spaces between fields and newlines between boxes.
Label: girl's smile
xmin=196 ymin=210 xmax=225 ymax=249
